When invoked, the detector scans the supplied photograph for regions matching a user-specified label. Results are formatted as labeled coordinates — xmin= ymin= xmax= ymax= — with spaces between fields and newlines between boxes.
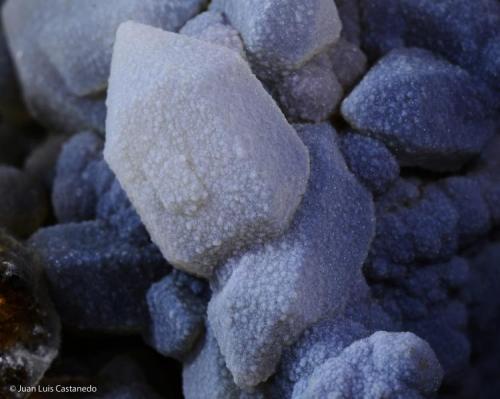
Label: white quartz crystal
xmin=105 ymin=22 xmax=310 ymax=278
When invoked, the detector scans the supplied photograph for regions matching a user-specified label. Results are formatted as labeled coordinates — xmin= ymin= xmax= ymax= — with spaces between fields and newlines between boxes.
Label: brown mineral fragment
xmin=0 ymin=231 xmax=60 ymax=398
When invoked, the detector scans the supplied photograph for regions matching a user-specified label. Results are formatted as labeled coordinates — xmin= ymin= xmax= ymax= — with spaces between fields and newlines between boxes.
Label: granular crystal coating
xmin=1 ymin=0 xmax=206 ymax=133
xmin=342 ymin=48 xmax=496 ymax=171
xmin=207 ymin=123 xmax=374 ymax=388
xmin=292 ymin=331 xmax=443 ymax=399
xmin=105 ymin=22 xmax=310 ymax=278
xmin=210 ymin=0 xmax=342 ymax=79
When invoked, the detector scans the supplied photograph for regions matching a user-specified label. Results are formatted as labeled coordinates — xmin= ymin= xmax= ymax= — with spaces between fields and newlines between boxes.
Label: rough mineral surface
xmin=400 ymin=0 xmax=500 ymax=90
xmin=329 ymin=38 xmax=367 ymax=90
xmin=0 ymin=231 xmax=60 ymax=398
xmin=36 ymin=0 xmax=207 ymax=97
xmin=29 ymin=221 xmax=168 ymax=333
xmin=274 ymin=53 xmax=343 ymax=123
xmin=340 ymin=131 xmax=399 ymax=195
xmin=180 ymin=11 xmax=246 ymax=58
xmin=208 ymin=123 xmax=375 ymax=388
xmin=186 ymin=300 xmax=443 ymax=399
xmin=1 ymin=0 xmax=207 ymax=133
xmin=359 ymin=0 xmax=500 ymax=90
xmin=292 ymin=331 xmax=443 ymax=399
xmin=144 ymin=270 xmax=209 ymax=360
xmin=369 ymin=255 xmax=471 ymax=377
xmin=2 ymin=0 xmax=104 ymax=133
xmin=183 ymin=327 xmax=251 ymax=399
xmin=371 ymin=180 xmax=459 ymax=265
xmin=52 ymin=131 xmax=104 ymax=223
xmin=364 ymin=175 xmax=475 ymax=377
xmin=105 ymin=22 xmax=310 ymax=278
xmin=210 ymin=0 xmax=342 ymax=78
xmin=1 ymin=0 xmax=500 ymax=396
xmin=30 ymin=132 xmax=169 ymax=333
xmin=267 ymin=300 xmax=397 ymax=398
xmin=341 ymin=48 xmax=496 ymax=171
xmin=358 ymin=0 xmax=406 ymax=60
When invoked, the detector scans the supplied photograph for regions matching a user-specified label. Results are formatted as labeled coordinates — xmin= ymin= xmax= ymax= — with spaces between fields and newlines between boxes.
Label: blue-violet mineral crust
xmin=0 ymin=0 xmax=499 ymax=398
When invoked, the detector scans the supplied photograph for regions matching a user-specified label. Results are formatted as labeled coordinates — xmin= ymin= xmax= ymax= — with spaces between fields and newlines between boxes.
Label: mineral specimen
xmin=0 ymin=231 xmax=60 ymax=398
xmin=144 ymin=270 xmax=209 ymax=360
xmin=370 ymin=180 xmax=459 ymax=265
xmin=339 ymin=131 xmax=399 ymax=195
xmin=210 ymin=0 xmax=342 ymax=79
xmin=29 ymin=220 xmax=168 ymax=333
xmin=401 ymin=0 xmax=500 ymax=90
xmin=182 ymin=327 xmax=247 ymax=399
xmin=341 ymin=48 xmax=496 ymax=171
xmin=30 ymin=132 xmax=169 ymax=333
xmin=274 ymin=53 xmax=344 ymax=122
xmin=292 ymin=331 xmax=442 ymax=399
xmin=51 ymin=131 xmax=104 ymax=223
xmin=268 ymin=300 xmax=397 ymax=398
xmin=358 ymin=0 xmax=406 ymax=59
xmin=0 ymin=0 xmax=499 ymax=397
xmin=207 ymin=123 xmax=375 ymax=388
xmin=105 ymin=22 xmax=309 ymax=278
xmin=329 ymin=38 xmax=367 ymax=90
xmin=1 ymin=0 xmax=207 ymax=133
xmin=359 ymin=0 xmax=500 ymax=91
xmin=180 ymin=11 xmax=246 ymax=57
